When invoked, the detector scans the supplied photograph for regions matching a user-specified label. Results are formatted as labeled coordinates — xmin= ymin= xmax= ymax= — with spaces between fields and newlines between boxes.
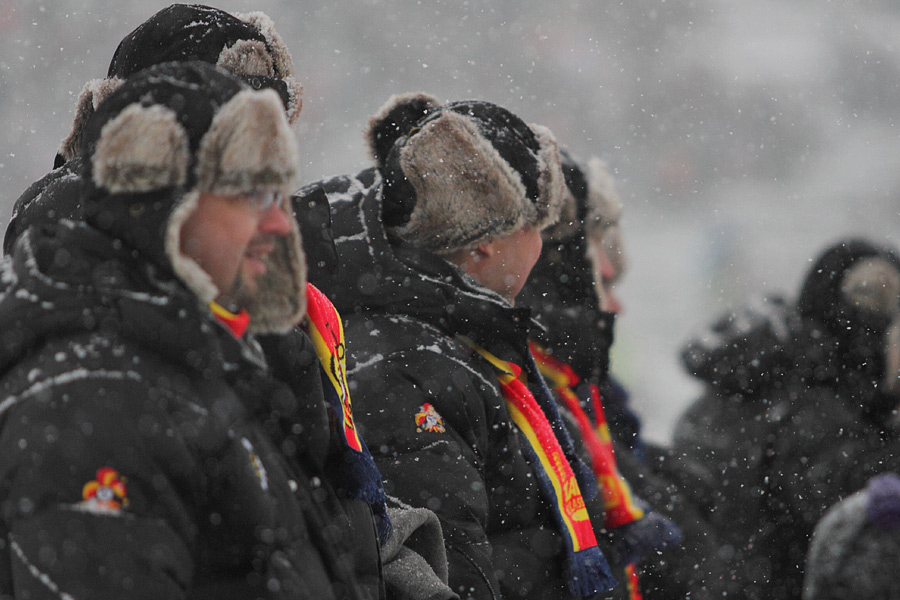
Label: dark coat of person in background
xmin=674 ymin=238 xmax=900 ymax=600
xmin=519 ymin=150 xmax=729 ymax=600
xmin=0 ymin=62 xmax=379 ymax=600
xmin=297 ymin=93 xmax=622 ymax=600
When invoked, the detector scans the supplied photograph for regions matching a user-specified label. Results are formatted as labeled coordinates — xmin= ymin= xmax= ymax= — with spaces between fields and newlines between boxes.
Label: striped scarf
xmin=531 ymin=342 xmax=645 ymax=527
xmin=462 ymin=337 xmax=616 ymax=598
xmin=531 ymin=341 xmax=646 ymax=599
xmin=304 ymin=283 xmax=391 ymax=545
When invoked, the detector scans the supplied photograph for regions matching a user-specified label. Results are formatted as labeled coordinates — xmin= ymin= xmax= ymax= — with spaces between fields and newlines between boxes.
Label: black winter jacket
xmin=674 ymin=293 xmax=900 ymax=599
xmin=3 ymin=156 xmax=83 ymax=255
xmin=0 ymin=221 xmax=381 ymax=599
xmin=299 ymin=168 xmax=616 ymax=600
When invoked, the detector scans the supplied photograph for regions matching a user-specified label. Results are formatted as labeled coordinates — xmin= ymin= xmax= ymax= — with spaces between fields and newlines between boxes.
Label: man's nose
xmin=258 ymin=202 xmax=292 ymax=236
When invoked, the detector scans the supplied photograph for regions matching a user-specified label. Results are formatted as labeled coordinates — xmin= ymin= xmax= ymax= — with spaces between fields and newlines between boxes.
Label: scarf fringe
xmin=568 ymin=546 xmax=618 ymax=598
xmin=338 ymin=434 xmax=393 ymax=546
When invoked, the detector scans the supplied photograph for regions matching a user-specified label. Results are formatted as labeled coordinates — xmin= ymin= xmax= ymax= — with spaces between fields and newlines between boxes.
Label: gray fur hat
xmin=59 ymin=4 xmax=303 ymax=164
xmin=544 ymin=150 xmax=627 ymax=280
xmin=366 ymin=92 xmax=565 ymax=256
xmin=80 ymin=61 xmax=305 ymax=334
xmin=803 ymin=473 xmax=900 ymax=600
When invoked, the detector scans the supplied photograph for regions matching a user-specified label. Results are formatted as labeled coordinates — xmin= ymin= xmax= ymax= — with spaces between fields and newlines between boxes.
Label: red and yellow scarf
xmin=210 ymin=302 xmax=250 ymax=338
xmin=304 ymin=283 xmax=390 ymax=544
xmin=210 ymin=289 xmax=390 ymax=544
xmin=531 ymin=342 xmax=644 ymax=527
xmin=462 ymin=337 xmax=616 ymax=598
xmin=531 ymin=341 xmax=645 ymax=600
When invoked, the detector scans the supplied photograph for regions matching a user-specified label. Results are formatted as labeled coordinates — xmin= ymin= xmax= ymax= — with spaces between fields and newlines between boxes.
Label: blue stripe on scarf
xmin=513 ymin=427 xmax=617 ymax=598
xmin=524 ymin=352 xmax=600 ymax=502
xmin=319 ymin=365 xmax=392 ymax=546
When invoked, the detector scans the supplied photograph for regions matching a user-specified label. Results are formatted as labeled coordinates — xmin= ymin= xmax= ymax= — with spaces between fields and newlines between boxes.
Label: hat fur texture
xmin=58 ymin=77 xmax=124 ymax=165
xmin=369 ymin=94 xmax=565 ymax=255
xmin=58 ymin=6 xmax=302 ymax=163
xmin=543 ymin=152 xmax=628 ymax=282
xmin=91 ymin=103 xmax=190 ymax=194
xmin=85 ymin=63 xmax=305 ymax=333
xmin=586 ymin=157 xmax=627 ymax=280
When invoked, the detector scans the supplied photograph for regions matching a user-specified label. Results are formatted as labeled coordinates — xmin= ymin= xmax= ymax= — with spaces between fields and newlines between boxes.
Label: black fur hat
xmin=365 ymin=93 xmax=565 ymax=255
xmin=80 ymin=61 xmax=305 ymax=333
xmin=59 ymin=4 xmax=302 ymax=164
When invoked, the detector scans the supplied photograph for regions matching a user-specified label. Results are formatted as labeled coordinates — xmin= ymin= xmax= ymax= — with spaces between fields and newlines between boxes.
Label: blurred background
xmin=2 ymin=0 xmax=899 ymax=443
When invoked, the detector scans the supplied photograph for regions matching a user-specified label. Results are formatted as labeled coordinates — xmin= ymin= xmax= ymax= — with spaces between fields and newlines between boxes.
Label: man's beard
xmin=219 ymin=273 xmax=255 ymax=313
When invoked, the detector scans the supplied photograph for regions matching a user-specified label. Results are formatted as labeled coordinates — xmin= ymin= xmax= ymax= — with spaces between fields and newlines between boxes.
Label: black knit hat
xmin=365 ymin=92 xmax=565 ymax=255
xmin=803 ymin=474 xmax=900 ymax=600
xmin=58 ymin=4 xmax=302 ymax=163
xmin=80 ymin=61 xmax=305 ymax=333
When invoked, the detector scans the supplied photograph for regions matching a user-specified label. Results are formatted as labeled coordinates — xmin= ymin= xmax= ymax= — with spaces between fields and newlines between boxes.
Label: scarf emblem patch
xmin=415 ymin=403 xmax=446 ymax=433
xmin=81 ymin=467 xmax=129 ymax=513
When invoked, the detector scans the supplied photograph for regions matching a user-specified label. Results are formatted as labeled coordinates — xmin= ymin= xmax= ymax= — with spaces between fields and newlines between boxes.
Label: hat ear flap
xmin=232 ymin=10 xmax=304 ymax=124
xmin=232 ymin=11 xmax=294 ymax=77
xmin=365 ymin=92 xmax=442 ymax=169
xmin=90 ymin=103 xmax=190 ymax=193
xmin=839 ymin=258 xmax=900 ymax=316
xmin=196 ymin=88 xmax=299 ymax=194
xmin=395 ymin=110 xmax=530 ymax=253
xmin=58 ymin=77 xmax=123 ymax=163
xmin=217 ymin=39 xmax=276 ymax=78
xmin=585 ymin=157 xmax=623 ymax=230
xmin=529 ymin=123 xmax=566 ymax=231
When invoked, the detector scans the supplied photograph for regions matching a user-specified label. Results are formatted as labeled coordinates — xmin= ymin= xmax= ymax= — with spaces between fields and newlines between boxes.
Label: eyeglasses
xmin=246 ymin=191 xmax=282 ymax=211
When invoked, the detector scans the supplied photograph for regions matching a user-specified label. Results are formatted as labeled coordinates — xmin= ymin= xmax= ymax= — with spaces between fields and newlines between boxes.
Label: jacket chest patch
xmin=241 ymin=437 xmax=269 ymax=491
xmin=415 ymin=403 xmax=446 ymax=433
xmin=80 ymin=467 xmax=129 ymax=514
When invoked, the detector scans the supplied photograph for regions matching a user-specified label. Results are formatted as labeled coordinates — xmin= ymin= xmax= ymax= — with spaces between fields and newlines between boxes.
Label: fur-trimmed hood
xmin=58 ymin=3 xmax=303 ymax=165
xmin=79 ymin=62 xmax=305 ymax=334
xmin=366 ymin=93 xmax=566 ymax=255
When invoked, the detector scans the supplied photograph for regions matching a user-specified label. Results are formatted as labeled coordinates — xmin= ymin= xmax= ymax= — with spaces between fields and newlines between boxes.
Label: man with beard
xmin=0 ymin=62 xmax=375 ymax=599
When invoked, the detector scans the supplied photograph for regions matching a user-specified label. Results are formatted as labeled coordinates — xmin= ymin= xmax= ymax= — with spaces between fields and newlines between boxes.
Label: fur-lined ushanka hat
xmin=79 ymin=61 xmax=305 ymax=334
xmin=58 ymin=3 xmax=303 ymax=164
xmin=365 ymin=92 xmax=565 ymax=255
xmin=544 ymin=149 xmax=627 ymax=280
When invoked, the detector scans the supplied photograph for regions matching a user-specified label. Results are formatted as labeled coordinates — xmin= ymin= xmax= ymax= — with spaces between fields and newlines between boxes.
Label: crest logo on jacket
xmin=81 ymin=467 xmax=129 ymax=513
xmin=241 ymin=437 xmax=269 ymax=491
xmin=415 ymin=403 xmax=446 ymax=433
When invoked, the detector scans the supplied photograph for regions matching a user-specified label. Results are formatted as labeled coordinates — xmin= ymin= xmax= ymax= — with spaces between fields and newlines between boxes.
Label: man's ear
xmin=472 ymin=239 xmax=495 ymax=259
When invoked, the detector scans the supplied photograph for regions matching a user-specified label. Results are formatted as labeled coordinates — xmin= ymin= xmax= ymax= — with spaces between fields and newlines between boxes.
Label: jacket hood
xmin=0 ymin=222 xmax=229 ymax=379
xmin=680 ymin=294 xmax=833 ymax=398
xmin=297 ymin=167 xmax=535 ymax=344
xmin=4 ymin=157 xmax=84 ymax=256
xmin=79 ymin=62 xmax=305 ymax=334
